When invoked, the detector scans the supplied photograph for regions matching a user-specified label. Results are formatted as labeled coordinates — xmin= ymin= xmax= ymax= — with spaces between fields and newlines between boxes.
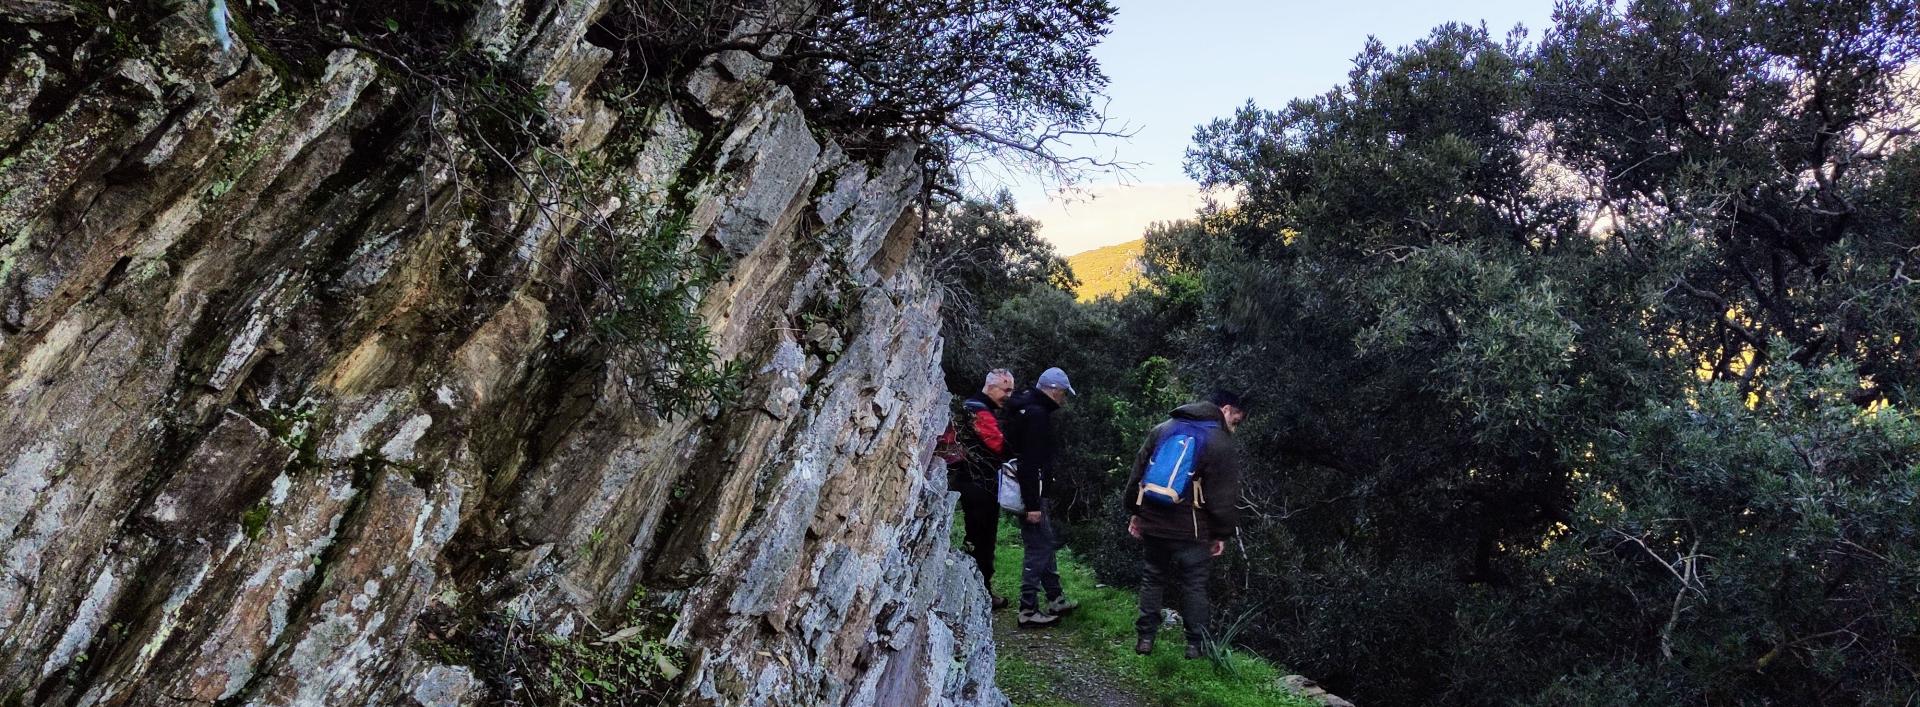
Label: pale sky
xmin=1015 ymin=0 xmax=1560 ymax=255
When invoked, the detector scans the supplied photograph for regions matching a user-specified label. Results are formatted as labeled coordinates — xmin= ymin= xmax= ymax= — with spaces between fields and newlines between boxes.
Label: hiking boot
xmin=1017 ymin=609 xmax=1060 ymax=628
xmin=1184 ymin=643 xmax=1205 ymax=660
xmin=1134 ymin=636 xmax=1155 ymax=655
xmin=990 ymin=593 xmax=1009 ymax=611
xmin=1043 ymin=596 xmax=1078 ymax=616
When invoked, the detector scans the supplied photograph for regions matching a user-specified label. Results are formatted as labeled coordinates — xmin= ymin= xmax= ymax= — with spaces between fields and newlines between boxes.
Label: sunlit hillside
xmin=1064 ymin=239 xmax=1144 ymax=301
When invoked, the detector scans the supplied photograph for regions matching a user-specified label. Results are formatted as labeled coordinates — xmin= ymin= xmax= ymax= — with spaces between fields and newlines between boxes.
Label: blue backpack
xmin=1137 ymin=419 xmax=1217 ymax=506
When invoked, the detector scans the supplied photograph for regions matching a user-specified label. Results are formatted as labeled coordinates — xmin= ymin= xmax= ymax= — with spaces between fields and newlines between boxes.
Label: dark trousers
xmin=1019 ymin=500 xmax=1064 ymax=611
xmin=1135 ymin=535 xmax=1212 ymax=644
xmin=956 ymin=476 xmax=999 ymax=587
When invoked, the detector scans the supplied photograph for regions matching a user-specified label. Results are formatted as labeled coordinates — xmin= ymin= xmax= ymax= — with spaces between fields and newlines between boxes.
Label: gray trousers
xmin=1018 ymin=500 xmax=1064 ymax=611
xmin=1135 ymin=535 xmax=1212 ymax=643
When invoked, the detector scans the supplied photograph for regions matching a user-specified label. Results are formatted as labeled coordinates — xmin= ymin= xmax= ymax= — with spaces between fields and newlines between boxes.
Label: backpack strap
xmin=1184 ymin=420 xmax=1220 ymax=507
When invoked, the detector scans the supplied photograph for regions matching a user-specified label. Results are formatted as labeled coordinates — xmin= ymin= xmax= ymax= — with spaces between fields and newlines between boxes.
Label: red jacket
xmin=953 ymin=391 xmax=1007 ymax=482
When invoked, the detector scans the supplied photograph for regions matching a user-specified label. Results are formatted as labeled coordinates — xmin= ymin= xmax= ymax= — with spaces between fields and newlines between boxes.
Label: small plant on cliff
xmin=565 ymin=167 xmax=749 ymax=420
xmin=253 ymin=11 xmax=742 ymax=422
xmin=538 ymin=627 xmax=683 ymax=707
xmin=458 ymin=587 xmax=684 ymax=706
xmin=526 ymin=587 xmax=683 ymax=703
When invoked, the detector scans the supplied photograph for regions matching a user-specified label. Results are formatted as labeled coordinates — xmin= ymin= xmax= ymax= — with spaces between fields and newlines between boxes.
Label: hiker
xmin=952 ymin=368 xmax=1015 ymax=609
xmin=1126 ymin=390 xmax=1246 ymax=659
xmin=1006 ymin=366 xmax=1079 ymax=628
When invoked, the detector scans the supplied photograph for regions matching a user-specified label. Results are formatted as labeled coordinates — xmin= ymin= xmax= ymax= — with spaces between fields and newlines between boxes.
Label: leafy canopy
xmin=1022 ymin=2 xmax=1920 ymax=704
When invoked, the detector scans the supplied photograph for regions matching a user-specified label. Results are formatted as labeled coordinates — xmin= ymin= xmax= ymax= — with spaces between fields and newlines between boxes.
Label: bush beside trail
xmin=952 ymin=2 xmax=1920 ymax=704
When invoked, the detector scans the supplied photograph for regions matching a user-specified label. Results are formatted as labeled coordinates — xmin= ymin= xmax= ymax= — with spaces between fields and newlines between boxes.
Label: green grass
xmin=986 ymin=518 xmax=1315 ymax=707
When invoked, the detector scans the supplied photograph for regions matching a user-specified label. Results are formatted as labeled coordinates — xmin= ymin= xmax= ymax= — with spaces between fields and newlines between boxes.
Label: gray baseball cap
xmin=1037 ymin=367 xmax=1076 ymax=395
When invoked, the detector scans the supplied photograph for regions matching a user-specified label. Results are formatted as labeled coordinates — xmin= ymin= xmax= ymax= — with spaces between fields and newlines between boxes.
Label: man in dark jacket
xmin=1004 ymin=366 xmax=1078 ymax=627
xmin=1125 ymin=390 xmax=1246 ymax=658
xmin=952 ymin=368 xmax=1014 ymax=609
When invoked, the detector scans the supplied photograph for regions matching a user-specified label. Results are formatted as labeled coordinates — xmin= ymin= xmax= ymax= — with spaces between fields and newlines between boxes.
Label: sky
xmin=1014 ymin=0 xmax=1560 ymax=255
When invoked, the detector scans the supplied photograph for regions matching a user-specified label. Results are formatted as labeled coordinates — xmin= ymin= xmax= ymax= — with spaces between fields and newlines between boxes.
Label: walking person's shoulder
xmin=1006 ymin=388 xmax=1048 ymax=417
xmin=1166 ymin=402 xmax=1222 ymax=428
xmin=1200 ymin=415 xmax=1238 ymax=457
xmin=1162 ymin=401 xmax=1236 ymax=464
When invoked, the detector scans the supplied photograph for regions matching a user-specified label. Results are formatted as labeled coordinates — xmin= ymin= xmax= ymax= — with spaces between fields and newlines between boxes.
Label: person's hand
xmin=1209 ymin=539 xmax=1226 ymax=557
xmin=1024 ymin=510 xmax=1043 ymax=525
xmin=1127 ymin=516 xmax=1142 ymax=539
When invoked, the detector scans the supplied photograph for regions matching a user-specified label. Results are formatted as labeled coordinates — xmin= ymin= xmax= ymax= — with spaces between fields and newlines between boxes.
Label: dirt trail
xmin=992 ymin=611 xmax=1154 ymax=707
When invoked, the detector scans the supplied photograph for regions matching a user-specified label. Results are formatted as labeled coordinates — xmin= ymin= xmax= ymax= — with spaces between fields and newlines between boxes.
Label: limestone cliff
xmin=0 ymin=1 xmax=1000 ymax=705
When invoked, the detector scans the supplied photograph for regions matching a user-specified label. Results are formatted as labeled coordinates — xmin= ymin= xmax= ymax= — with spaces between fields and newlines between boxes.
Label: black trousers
xmin=956 ymin=475 xmax=999 ymax=587
xmin=1135 ymin=535 xmax=1212 ymax=644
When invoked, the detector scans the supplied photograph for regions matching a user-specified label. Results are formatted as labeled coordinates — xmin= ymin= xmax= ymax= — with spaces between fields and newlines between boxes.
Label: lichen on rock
xmin=0 ymin=2 xmax=1002 ymax=705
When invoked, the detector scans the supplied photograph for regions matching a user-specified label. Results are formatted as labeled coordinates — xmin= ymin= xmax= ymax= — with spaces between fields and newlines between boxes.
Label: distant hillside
xmin=1065 ymin=239 xmax=1144 ymax=301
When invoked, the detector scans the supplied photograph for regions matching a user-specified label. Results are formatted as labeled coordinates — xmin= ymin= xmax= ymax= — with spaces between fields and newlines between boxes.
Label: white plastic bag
xmin=996 ymin=460 xmax=1024 ymax=512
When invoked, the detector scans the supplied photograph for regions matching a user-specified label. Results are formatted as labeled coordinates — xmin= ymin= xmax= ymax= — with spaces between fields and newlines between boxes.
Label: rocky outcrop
xmin=1280 ymin=676 xmax=1357 ymax=707
xmin=0 ymin=1 xmax=1001 ymax=705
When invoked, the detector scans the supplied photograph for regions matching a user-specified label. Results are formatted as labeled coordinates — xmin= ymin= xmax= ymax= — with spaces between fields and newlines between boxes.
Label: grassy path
xmin=982 ymin=519 xmax=1316 ymax=707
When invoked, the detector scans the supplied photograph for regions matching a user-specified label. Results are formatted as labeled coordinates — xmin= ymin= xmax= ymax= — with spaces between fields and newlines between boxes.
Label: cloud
xmin=1020 ymin=182 xmax=1221 ymax=255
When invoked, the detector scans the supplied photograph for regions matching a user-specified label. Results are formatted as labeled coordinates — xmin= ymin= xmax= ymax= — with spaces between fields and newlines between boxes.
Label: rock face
xmin=1280 ymin=676 xmax=1358 ymax=707
xmin=0 ymin=1 xmax=1002 ymax=705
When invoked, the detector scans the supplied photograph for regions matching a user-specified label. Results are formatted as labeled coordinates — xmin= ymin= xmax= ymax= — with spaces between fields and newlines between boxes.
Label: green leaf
xmin=654 ymin=653 xmax=682 ymax=680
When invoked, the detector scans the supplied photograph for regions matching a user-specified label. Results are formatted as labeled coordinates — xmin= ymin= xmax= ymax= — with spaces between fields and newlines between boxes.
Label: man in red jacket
xmin=952 ymin=369 xmax=1015 ymax=609
xmin=1125 ymin=390 xmax=1247 ymax=659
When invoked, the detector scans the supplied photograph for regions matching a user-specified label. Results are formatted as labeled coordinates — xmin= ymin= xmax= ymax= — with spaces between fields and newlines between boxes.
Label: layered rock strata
xmin=0 ymin=1 xmax=1001 ymax=704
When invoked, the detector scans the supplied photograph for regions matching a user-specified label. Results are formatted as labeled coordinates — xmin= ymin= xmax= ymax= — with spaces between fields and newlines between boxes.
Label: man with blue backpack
xmin=1125 ymin=390 xmax=1247 ymax=659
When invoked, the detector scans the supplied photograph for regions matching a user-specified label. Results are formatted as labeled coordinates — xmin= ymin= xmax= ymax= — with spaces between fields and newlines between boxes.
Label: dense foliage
xmin=673 ymin=0 xmax=1120 ymax=187
xmin=780 ymin=0 xmax=1118 ymax=181
xmin=967 ymin=1 xmax=1920 ymax=704
xmin=921 ymin=191 xmax=1080 ymax=392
